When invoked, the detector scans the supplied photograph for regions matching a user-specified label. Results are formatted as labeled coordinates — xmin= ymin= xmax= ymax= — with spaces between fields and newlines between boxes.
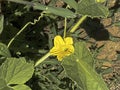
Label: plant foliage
xmin=62 ymin=42 xmax=109 ymax=90
xmin=0 ymin=0 xmax=111 ymax=90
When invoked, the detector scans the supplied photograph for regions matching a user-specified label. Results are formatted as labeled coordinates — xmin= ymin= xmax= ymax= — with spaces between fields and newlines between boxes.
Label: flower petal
xmin=57 ymin=54 xmax=64 ymax=61
xmin=64 ymin=37 xmax=73 ymax=45
xmin=50 ymin=47 xmax=60 ymax=55
xmin=54 ymin=35 xmax=65 ymax=47
xmin=67 ymin=45 xmax=74 ymax=53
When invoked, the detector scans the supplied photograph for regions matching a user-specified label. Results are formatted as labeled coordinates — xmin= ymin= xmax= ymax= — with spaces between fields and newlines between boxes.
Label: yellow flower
xmin=50 ymin=35 xmax=74 ymax=61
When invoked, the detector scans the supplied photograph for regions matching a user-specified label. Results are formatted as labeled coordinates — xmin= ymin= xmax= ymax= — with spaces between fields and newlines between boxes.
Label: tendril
xmin=7 ymin=12 xmax=44 ymax=48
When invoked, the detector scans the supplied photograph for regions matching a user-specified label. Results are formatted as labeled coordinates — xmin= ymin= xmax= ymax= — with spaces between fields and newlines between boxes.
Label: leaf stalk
xmin=70 ymin=15 xmax=87 ymax=33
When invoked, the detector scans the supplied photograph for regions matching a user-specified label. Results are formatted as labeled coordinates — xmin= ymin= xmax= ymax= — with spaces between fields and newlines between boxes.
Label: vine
xmin=7 ymin=12 xmax=44 ymax=48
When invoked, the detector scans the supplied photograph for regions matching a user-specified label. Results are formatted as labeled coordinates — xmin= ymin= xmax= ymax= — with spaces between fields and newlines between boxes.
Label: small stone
xmin=107 ymin=0 xmax=117 ymax=8
xmin=102 ymin=62 xmax=112 ymax=69
xmin=114 ymin=12 xmax=120 ymax=22
xmin=101 ymin=18 xmax=112 ymax=27
xmin=56 ymin=0 xmax=64 ymax=7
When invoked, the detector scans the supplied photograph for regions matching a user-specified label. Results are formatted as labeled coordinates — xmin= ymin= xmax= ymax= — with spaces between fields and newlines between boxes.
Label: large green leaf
xmin=72 ymin=42 xmax=94 ymax=67
xmin=0 ymin=14 xmax=4 ymax=34
xmin=0 ymin=43 xmax=11 ymax=57
xmin=77 ymin=0 xmax=109 ymax=17
xmin=12 ymin=85 xmax=31 ymax=90
xmin=62 ymin=42 xmax=109 ymax=90
xmin=0 ymin=57 xmax=34 ymax=85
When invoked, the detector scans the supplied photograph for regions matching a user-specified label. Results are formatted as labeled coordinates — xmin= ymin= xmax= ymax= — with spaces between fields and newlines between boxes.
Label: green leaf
xmin=0 ymin=14 xmax=4 ymax=34
xmin=0 ymin=57 xmax=34 ymax=85
xmin=8 ymin=0 xmax=76 ymax=18
xmin=12 ymin=85 xmax=31 ymax=90
xmin=0 ymin=43 xmax=11 ymax=57
xmin=0 ymin=87 xmax=13 ymax=90
xmin=63 ymin=0 xmax=78 ymax=10
xmin=72 ymin=42 xmax=94 ymax=67
xmin=34 ymin=3 xmax=76 ymax=18
xmin=0 ymin=79 xmax=13 ymax=90
xmin=77 ymin=0 xmax=109 ymax=18
xmin=0 ymin=79 xmax=7 ymax=89
xmin=62 ymin=42 xmax=109 ymax=90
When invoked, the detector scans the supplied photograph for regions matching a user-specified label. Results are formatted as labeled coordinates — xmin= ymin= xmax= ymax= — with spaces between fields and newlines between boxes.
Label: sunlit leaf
xmin=12 ymin=85 xmax=31 ymax=90
xmin=0 ymin=57 xmax=34 ymax=85
xmin=62 ymin=42 xmax=109 ymax=90
xmin=0 ymin=79 xmax=13 ymax=90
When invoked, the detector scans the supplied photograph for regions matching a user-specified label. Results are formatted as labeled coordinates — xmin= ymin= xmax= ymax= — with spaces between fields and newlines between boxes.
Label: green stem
xmin=70 ymin=15 xmax=87 ymax=33
xmin=35 ymin=52 xmax=51 ymax=67
xmin=63 ymin=17 xmax=67 ymax=38
xmin=7 ymin=13 xmax=44 ymax=48
xmin=7 ymin=23 xmax=30 ymax=48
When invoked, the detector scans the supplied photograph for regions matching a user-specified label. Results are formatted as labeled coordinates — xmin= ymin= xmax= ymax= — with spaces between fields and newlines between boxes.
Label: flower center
xmin=64 ymin=48 xmax=68 ymax=52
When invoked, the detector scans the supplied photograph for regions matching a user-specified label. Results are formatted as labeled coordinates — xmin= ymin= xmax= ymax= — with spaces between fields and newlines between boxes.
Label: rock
xmin=102 ymin=62 xmax=112 ymax=69
xmin=107 ymin=0 xmax=117 ymax=8
xmin=101 ymin=18 xmax=112 ymax=27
